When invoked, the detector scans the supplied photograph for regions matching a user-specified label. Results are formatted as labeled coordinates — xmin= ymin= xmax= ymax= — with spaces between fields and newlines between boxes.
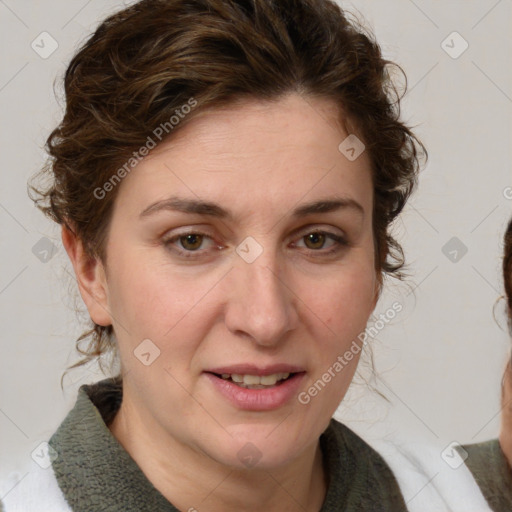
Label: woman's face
xmin=87 ymin=93 xmax=378 ymax=469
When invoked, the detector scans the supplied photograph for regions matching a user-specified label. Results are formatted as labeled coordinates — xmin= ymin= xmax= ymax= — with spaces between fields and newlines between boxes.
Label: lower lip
xmin=204 ymin=373 xmax=305 ymax=411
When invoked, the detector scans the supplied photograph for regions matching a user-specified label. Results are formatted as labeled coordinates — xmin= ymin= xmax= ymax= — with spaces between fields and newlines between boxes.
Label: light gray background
xmin=0 ymin=0 xmax=511 ymax=481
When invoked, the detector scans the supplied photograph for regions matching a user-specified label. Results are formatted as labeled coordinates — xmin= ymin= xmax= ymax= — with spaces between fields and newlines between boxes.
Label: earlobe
xmin=61 ymin=225 xmax=112 ymax=327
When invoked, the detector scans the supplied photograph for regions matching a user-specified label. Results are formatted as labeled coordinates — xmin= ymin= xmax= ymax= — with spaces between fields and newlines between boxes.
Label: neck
xmin=500 ymin=358 xmax=512 ymax=468
xmin=109 ymin=393 xmax=327 ymax=512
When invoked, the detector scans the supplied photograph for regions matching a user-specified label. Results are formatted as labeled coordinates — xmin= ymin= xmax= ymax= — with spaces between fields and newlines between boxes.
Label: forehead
xmin=113 ymin=93 xmax=373 ymax=218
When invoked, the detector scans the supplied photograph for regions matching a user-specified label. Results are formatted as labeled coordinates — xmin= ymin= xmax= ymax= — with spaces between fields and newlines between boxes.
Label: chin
xmin=206 ymin=422 xmax=312 ymax=471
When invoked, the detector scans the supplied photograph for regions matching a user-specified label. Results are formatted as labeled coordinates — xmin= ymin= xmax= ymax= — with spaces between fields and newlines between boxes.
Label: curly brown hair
xmin=500 ymin=218 xmax=512 ymax=406
xmin=504 ymin=219 xmax=512 ymax=324
xmin=30 ymin=0 xmax=426 ymax=370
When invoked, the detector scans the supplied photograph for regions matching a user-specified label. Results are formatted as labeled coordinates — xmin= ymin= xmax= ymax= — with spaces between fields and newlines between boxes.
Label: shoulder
xmin=320 ymin=419 xmax=408 ymax=510
xmin=462 ymin=438 xmax=506 ymax=467
xmin=335 ymin=422 xmax=493 ymax=512
xmin=461 ymin=439 xmax=512 ymax=512
xmin=0 ymin=463 xmax=71 ymax=512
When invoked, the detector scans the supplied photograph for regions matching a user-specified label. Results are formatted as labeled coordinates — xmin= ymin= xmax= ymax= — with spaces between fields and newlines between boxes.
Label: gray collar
xmin=49 ymin=378 xmax=406 ymax=511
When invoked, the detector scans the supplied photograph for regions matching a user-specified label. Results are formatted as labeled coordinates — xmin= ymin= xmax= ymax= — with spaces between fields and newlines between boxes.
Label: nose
xmin=224 ymin=248 xmax=298 ymax=347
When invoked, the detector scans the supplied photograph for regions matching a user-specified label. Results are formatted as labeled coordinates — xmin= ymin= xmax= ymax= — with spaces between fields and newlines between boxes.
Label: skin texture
xmin=500 ymin=361 xmax=512 ymax=468
xmin=63 ymin=93 xmax=379 ymax=511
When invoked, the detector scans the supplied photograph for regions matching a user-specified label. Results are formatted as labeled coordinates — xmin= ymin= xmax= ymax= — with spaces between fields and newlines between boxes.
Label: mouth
xmin=204 ymin=365 xmax=306 ymax=411
xmin=211 ymin=372 xmax=296 ymax=389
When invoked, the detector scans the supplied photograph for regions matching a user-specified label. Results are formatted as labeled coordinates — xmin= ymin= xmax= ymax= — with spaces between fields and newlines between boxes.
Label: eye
xmin=294 ymin=230 xmax=348 ymax=255
xmin=162 ymin=228 xmax=348 ymax=260
xmin=162 ymin=231 xmax=218 ymax=257
xmin=178 ymin=233 xmax=207 ymax=251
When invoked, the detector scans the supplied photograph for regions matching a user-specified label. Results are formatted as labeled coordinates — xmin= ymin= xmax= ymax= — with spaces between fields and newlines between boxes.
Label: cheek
xmin=300 ymin=267 xmax=375 ymax=411
xmin=310 ymin=265 xmax=376 ymax=335
xmin=106 ymin=261 xmax=206 ymax=342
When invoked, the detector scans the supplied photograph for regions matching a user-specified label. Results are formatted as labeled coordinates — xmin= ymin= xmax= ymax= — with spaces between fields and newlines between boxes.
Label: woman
xmin=459 ymin=219 xmax=512 ymax=511
xmin=500 ymin=219 xmax=512 ymax=473
xmin=0 ymin=0 xmax=490 ymax=510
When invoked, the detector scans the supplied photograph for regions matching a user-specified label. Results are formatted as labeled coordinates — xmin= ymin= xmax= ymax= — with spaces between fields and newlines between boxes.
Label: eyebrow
xmin=139 ymin=195 xmax=364 ymax=220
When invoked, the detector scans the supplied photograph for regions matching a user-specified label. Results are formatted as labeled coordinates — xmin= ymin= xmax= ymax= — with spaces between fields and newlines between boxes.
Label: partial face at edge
xmin=79 ymin=92 xmax=379 ymax=469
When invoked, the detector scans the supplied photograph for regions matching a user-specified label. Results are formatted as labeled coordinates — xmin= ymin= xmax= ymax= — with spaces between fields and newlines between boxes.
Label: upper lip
xmin=206 ymin=364 xmax=306 ymax=376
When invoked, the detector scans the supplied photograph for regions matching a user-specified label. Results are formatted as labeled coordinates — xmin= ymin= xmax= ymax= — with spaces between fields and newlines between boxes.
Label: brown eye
xmin=179 ymin=234 xmax=204 ymax=251
xmin=294 ymin=230 xmax=347 ymax=257
xmin=303 ymin=232 xmax=326 ymax=250
xmin=163 ymin=230 xmax=219 ymax=259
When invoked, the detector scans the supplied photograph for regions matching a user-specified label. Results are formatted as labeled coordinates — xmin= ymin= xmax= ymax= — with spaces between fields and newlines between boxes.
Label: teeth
xmin=243 ymin=375 xmax=261 ymax=385
xmin=260 ymin=374 xmax=279 ymax=386
xmin=220 ymin=372 xmax=291 ymax=387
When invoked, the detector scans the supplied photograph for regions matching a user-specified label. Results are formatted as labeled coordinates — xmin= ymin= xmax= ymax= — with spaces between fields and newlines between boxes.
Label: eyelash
xmin=162 ymin=229 xmax=349 ymax=259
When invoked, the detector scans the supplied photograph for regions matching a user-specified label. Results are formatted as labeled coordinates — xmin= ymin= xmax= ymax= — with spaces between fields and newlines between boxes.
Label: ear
xmin=61 ymin=225 xmax=112 ymax=327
